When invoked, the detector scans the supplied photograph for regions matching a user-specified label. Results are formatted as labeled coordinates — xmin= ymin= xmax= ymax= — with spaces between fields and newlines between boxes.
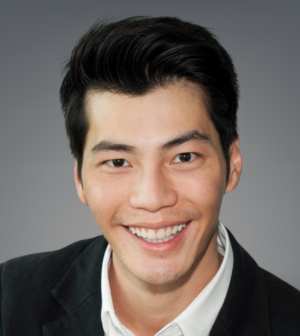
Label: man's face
xmin=76 ymin=82 xmax=241 ymax=287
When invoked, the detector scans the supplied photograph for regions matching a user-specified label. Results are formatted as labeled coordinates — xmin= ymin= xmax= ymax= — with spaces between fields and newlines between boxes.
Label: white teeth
xmin=136 ymin=228 xmax=142 ymax=237
xmin=128 ymin=222 xmax=188 ymax=243
xmin=148 ymin=229 xmax=156 ymax=239
xmin=141 ymin=228 xmax=147 ymax=238
xmin=172 ymin=225 xmax=178 ymax=235
xmin=166 ymin=226 xmax=172 ymax=237
xmin=157 ymin=228 xmax=165 ymax=239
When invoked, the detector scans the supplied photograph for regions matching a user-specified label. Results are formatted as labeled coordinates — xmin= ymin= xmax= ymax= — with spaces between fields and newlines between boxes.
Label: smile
xmin=128 ymin=222 xmax=188 ymax=243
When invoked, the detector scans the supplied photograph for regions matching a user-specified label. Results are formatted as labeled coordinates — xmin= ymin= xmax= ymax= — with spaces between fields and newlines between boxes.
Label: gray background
xmin=1 ymin=1 xmax=299 ymax=290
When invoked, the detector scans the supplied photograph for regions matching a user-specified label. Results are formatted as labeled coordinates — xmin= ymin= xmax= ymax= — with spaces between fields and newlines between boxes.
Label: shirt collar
xmin=101 ymin=240 xmax=126 ymax=335
xmin=101 ymin=222 xmax=233 ymax=336
xmin=169 ymin=222 xmax=233 ymax=336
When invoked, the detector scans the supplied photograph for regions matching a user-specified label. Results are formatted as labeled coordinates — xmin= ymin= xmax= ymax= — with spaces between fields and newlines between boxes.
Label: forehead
xmin=83 ymin=82 xmax=219 ymax=151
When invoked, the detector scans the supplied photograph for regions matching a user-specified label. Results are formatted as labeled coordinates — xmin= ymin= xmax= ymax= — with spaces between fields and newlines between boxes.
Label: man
xmin=0 ymin=16 xmax=299 ymax=336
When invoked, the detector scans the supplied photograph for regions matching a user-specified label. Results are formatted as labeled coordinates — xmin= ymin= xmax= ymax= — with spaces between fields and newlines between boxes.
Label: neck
xmin=109 ymin=230 xmax=222 ymax=336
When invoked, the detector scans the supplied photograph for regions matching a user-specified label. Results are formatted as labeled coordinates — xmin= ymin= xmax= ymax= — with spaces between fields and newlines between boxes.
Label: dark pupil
xmin=112 ymin=159 xmax=125 ymax=167
xmin=179 ymin=153 xmax=191 ymax=162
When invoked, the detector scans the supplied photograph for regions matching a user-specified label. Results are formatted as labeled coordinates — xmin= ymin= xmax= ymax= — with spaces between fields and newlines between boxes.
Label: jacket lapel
xmin=210 ymin=229 xmax=272 ymax=336
xmin=41 ymin=229 xmax=272 ymax=335
xmin=42 ymin=236 xmax=108 ymax=336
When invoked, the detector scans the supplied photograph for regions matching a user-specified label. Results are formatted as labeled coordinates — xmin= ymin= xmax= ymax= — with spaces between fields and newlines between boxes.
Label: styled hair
xmin=60 ymin=16 xmax=239 ymax=181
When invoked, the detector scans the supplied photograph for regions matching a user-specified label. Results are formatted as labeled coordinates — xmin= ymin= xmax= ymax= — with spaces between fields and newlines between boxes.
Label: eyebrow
xmin=91 ymin=130 xmax=211 ymax=154
xmin=91 ymin=141 xmax=135 ymax=153
xmin=161 ymin=130 xmax=211 ymax=151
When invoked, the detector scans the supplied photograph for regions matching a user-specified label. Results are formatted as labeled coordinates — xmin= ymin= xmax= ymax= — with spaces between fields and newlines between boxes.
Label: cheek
xmin=176 ymin=169 xmax=225 ymax=211
xmin=84 ymin=174 xmax=131 ymax=224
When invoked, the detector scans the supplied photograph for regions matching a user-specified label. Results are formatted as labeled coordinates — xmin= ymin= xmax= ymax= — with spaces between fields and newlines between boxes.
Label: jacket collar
xmin=42 ymin=236 xmax=108 ymax=336
xmin=210 ymin=229 xmax=272 ymax=336
xmin=41 ymin=229 xmax=272 ymax=336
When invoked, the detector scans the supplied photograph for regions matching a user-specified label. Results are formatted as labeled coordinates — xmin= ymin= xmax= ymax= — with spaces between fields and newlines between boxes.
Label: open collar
xmin=40 ymin=229 xmax=272 ymax=336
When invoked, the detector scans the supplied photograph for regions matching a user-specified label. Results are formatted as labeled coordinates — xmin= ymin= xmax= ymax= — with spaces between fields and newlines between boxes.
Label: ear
xmin=225 ymin=138 xmax=242 ymax=194
xmin=74 ymin=160 xmax=88 ymax=205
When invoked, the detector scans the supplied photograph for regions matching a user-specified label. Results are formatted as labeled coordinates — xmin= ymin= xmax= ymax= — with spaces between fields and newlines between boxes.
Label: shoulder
xmin=262 ymin=269 xmax=300 ymax=334
xmin=1 ymin=236 xmax=104 ymax=282
xmin=0 ymin=236 xmax=106 ymax=307
xmin=0 ymin=235 xmax=107 ymax=283
xmin=0 ymin=236 xmax=107 ymax=334
xmin=0 ymin=236 xmax=107 ymax=335
xmin=226 ymin=229 xmax=300 ymax=334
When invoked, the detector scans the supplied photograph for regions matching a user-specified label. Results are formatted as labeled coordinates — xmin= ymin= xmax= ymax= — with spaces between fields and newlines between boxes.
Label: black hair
xmin=60 ymin=16 xmax=239 ymax=181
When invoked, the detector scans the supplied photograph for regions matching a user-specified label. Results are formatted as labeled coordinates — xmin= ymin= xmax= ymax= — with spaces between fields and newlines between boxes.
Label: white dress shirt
xmin=101 ymin=222 xmax=233 ymax=336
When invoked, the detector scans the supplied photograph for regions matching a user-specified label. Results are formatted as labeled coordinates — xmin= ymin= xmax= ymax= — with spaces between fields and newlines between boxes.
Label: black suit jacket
xmin=1 ymin=230 xmax=300 ymax=336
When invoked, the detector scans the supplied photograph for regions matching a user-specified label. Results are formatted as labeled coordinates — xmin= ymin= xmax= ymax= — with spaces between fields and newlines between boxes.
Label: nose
xmin=129 ymin=166 xmax=178 ymax=212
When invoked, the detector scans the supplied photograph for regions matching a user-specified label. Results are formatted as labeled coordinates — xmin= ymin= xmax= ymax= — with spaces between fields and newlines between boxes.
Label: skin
xmin=75 ymin=81 xmax=242 ymax=335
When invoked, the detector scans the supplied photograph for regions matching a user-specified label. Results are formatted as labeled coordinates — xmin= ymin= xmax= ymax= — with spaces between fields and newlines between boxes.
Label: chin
xmin=129 ymin=261 xmax=191 ymax=288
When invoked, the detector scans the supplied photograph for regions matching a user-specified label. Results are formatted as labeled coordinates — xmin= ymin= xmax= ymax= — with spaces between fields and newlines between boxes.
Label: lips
xmin=128 ymin=222 xmax=188 ymax=243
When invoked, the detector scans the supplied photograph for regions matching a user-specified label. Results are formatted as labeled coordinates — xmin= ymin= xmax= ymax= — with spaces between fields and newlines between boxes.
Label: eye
xmin=106 ymin=159 xmax=130 ymax=167
xmin=173 ymin=152 xmax=198 ymax=163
